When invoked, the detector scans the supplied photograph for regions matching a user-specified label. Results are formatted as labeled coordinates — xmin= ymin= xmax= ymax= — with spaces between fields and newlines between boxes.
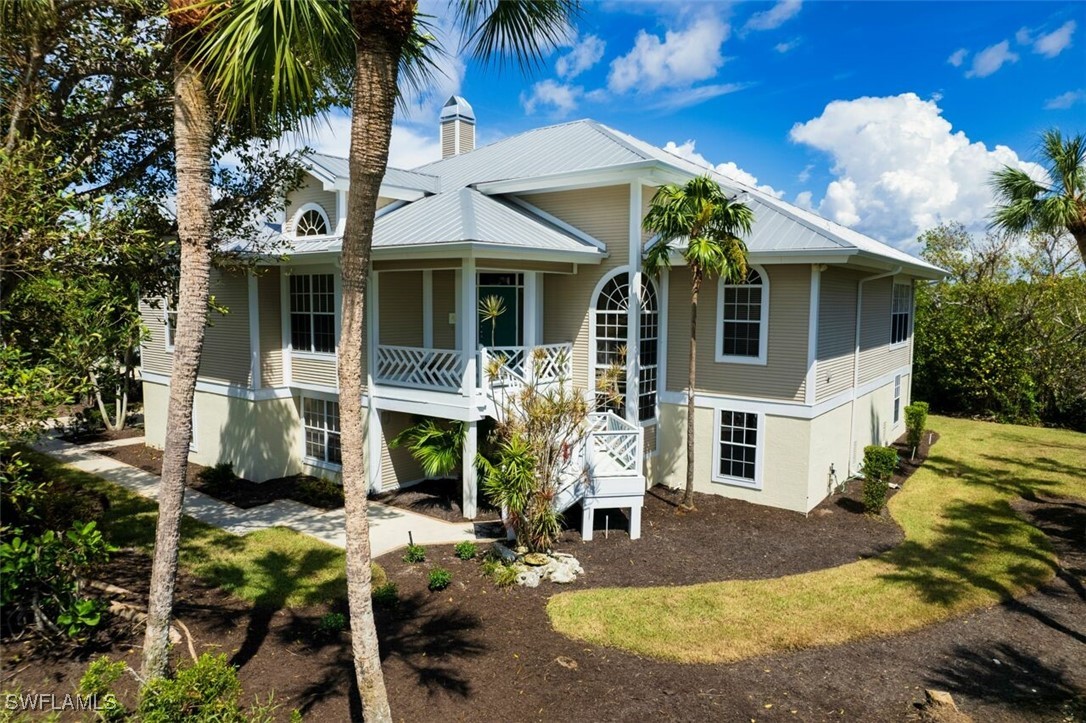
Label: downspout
xmin=847 ymin=265 xmax=901 ymax=476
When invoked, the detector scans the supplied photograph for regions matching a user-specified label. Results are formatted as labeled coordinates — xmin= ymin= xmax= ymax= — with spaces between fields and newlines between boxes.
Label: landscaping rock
xmin=548 ymin=565 xmax=577 ymax=584
xmin=516 ymin=568 xmax=542 ymax=588
xmin=522 ymin=552 xmax=550 ymax=566
xmin=491 ymin=542 xmax=517 ymax=564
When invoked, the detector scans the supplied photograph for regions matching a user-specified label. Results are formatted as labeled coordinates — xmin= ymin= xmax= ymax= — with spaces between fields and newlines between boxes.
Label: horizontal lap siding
xmin=140 ymin=298 xmax=171 ymax=375
xmin=525 ymin=185 xmax=629 ymax=393
xmin=285 ymin=176 xmax=335 ymax=233
xmin=292 ymin=355 xmax=337 ymax=388
xmin=258 ymin=269 xmax=283 ymax=387
xmin=666 ymin=265 xmax=808 ymax=402
xmin=816 ymin=268 xmax=858 ymax=402
xmin=379 ymin=411 xmax=426 ymax=491
xmin=379 ymin=270 xmax=423 ymax=347
xmin=858 ymin=277 xmax=909 ymax=383
xmin=432 ymin=270 xmax=457 ymax=349
xmin=199 ymin=270 xmax=251 ymax=385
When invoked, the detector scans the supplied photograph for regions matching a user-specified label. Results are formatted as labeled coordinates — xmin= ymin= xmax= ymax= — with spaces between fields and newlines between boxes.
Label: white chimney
xmin=440 ymin=96 xmax=475 ymax=159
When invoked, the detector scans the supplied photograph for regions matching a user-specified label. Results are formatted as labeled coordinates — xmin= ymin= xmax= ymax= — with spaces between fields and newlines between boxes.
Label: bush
xmin=372 ymin=582 xmax=399 ymax=608
xmin=317 ymin=612 xmax=346 ymax=636
xmin=138 ymin=653 xmax=281 ymax=723
xmin=293 ymin=476 xmax=344 ymax=509
xmin=904 ymin=401 xmax=929 ymax=450
xmin=861 ymin=445 xmax=899 ymax=514
xmin=403 ymin=543 xmax=426 ymax=563
xmin=370 ymin=562 xmax=387 ymax=589
xmin=428 ymin=567 xmax=452 ymax=591
xmin=196 ymin=462 xmax=237 ymax=496
xmin=78 ymin=656 xmax=127 ymax=721
xmin=454 ymin=540 xmax=477 ymax=560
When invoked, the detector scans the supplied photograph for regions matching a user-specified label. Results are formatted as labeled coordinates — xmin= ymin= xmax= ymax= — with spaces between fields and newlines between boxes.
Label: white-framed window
xmin=302 ymin=396 xmax=341 ymax=466
xmin=891 ymin=283 xmax=912 ymax=345
xmin=712 ymin=408 xmax=762 ymax=489
xmin=289 ymin=273 xmax=336 ymax=353
xmin=591 ymin=271 xmax=659 ymax=422
xmin=291 ymin=203 xmax=331 ymax=237
xmin=893 ymin=374 xmax=902 ymax=424
xmin=716 ymin=267 xmax=768 ymax=365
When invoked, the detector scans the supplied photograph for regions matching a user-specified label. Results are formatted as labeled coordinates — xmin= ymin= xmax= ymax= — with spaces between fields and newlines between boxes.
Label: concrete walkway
xmin=34 ymin=437 xmax=488 ymax=557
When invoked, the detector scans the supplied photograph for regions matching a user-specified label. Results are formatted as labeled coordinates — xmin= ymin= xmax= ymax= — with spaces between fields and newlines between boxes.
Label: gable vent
xmin=440 ymin=96 xmax=475 ymax=158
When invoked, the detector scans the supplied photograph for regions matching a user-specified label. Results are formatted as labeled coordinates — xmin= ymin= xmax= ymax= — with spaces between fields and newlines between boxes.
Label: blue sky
xmin=298 ymin=1 xmax=1086 ymax=250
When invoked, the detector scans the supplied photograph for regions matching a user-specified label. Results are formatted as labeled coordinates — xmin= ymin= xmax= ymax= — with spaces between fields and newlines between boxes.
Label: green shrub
xmin=481 ymin=556 xmax=518 ymax=588
xmin=78 ymin=657 xmax=127 ymax=722
xmin=196 ymin=462 xmax=236 ymax=496
xmin=454 ymin=540 xmax=477 ymax=560
xmin=317 ymin=612 xmax=346 ymax=636
xmin=428 ymin=567 xmax=452 ymax=591
xmin=904 ymin=401 xmax=929 ymax=450
xmin=293 ymin=477 xmax=344 ymax=509
xmin=370 ymin=562 xmax=387 ymax=589
xmin=403 ymin=543 xmax=426 ymax=564
xmin=138 ymin=654 xmax=250 ymax=723
xmin=861 ymin=445 xmax=899 ymax=514
xmin=372 ymin=582 xmax=399 ymax=608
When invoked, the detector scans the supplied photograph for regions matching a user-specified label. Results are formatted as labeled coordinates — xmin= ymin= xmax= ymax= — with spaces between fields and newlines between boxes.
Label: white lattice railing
xmin=587 ymin=411 xmax=643 ymax=474
xmin=480 ymin=343 xmax=572 ymax=389
xmin=375 ymin=345 xmax=464 ymax=392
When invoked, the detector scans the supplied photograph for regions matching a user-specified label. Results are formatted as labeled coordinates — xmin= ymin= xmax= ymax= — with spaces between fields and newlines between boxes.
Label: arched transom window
xmin=593 ymin=271 xmax=659 ymax=421
xmin=293 ymin=205 xmax=330 ymax=237
xmin=717 ymin=267 xmax=768 ymax=365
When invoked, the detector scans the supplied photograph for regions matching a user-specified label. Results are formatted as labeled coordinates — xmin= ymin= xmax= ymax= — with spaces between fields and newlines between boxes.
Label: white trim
xmin=247 ymin=273 xmax=261 ymax=389
xmin=658 ymin=268 xmax=669 ymax=405
xmin=422 ymin=270 xmax=434 ymax=348
xmin=304 ymin=457 xmax=343 ymax=474
xmin=474 ymin=162 xmax=657 ymax=195
xmin=460 ymin=256 xmax=477 ymax=399
xmin=626 ymin=181 xmax=642 ymax=426
xmin=291 ymin=350 xmax=337 ymax=362
xmin=141 ymin=371 xmax=294 ymax=402
xmin=163 ymin=296 xmax=176 ymax=354
xmin=335 ymin=190 xmax=347 ymax=235
xmin=711 ymin=407 xmax=764 ymax=490
xmin=505 ymin=196 xmax=607 ymax=251
xmin=804 ymin=265 xmax=821 ymax=405
xmin=280 ymin=271 xmax=292 ymax=384
xmin=289 ymin=380 xmax=340 ymax=395
xmin=588 ymin=267 xmax=627 ymax=408
xmin=715 ymin=264 xmax=770 ymax=365
xmin=189 ymin=403 xmax=198 ymax=453
xmin=523 ymin=271 xmax=539 ymax=346
xmin=889 ymin=280 xmax=912 ymax=349
xmin=290 ymin=202 xmax=332 ymax=238
xmin=299 ymin=393 xmax=342 ymax=467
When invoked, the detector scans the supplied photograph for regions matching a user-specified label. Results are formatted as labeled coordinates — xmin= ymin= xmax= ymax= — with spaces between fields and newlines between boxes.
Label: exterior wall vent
xmin=440 ymin=95 xmax=475 ymax=158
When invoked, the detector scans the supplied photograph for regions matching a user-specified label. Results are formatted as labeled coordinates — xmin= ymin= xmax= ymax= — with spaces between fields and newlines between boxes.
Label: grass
xmin=26 ymin=450 xmax=347 ymax=609
xmin=547 ymin=416 xmax=1086 ymax=664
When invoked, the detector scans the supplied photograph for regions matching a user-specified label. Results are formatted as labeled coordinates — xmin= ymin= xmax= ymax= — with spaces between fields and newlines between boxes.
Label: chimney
xmin=440 ymin=96 xmax=475 ymax=159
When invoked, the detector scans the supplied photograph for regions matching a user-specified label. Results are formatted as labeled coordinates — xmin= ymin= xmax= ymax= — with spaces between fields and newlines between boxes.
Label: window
xmin=302 ymin=397 xmax=341 ymax=465
xmin=891 ymin=283 xmax=912 ymax=345
xmin=293 ymin=205 xmax=330 ymax=237
xmin=163 ymin=279 xmax=179 ymax=351
xmin=714 ymin=409 xmax=760 ymax=488
xmin=717 ymin=268 xmax=768 ymax=364
xmin=893 ymin=374 xmax=902 ymax=424
xmin=592 ymin=272 xmax=658 ymax=422
xmin=290 ymin=273 xmax=336 ymax=353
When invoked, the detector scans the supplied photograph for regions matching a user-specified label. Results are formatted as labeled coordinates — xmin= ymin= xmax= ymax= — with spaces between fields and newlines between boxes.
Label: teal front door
xmin=478 ymin=273 xmax=522 ymax=347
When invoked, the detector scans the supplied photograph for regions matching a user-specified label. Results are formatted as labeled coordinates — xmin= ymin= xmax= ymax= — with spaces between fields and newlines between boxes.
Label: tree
xmin=642 ymin=176 xmax=753 ymax=511
xmin=991 ymin=129 xmax=1086 ymax=265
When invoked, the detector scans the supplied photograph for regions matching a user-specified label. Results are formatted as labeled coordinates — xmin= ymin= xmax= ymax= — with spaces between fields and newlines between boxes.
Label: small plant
xmin=403 ymin=543 xmax=426 ymax=563
xmin=454 ymin=540 xmax=477 ymax=560
xmin=428 ymin=567 xmax=452 ymax=591
xmin=317 ymin=612 xmax=346 ymax=636
xmin=904 ymin=401 xmax=929 ymax=451
xmin=371 ymin=562 xmax=388 ymax=589
xmin=861 ymin=445 xmax=899 ymax=514
xmin=372 ymin=582 xmax=399 ymax=608
xmin=79 ymin=656 xmax=127 ymax=722
xmin=136 ymin=652 xmax=280 ymax=723
xmin=294 ymin=476 xmax=344 ymax=509
xmin=481 ymin=555 xmax=519 ymax=588
xmin=196 ymin=462 xmax=237 ymax=496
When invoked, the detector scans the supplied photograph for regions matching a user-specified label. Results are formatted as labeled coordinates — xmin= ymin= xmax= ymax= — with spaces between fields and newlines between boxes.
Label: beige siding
xmin=378 ymin=411 xmax=426 ymax=491
xmin=666 ymin=265 xmax=809 ymax=402
xmin=285 ymin=175 xmax=335 ymax=234
xmin=477 ymin=259 xmax=574 ymax=273
xmin=526 ymin=185 xmax=630 ymax=390
xmin=858 ymin=277 xmax=911 ymax=384
xmin=441 ymin=125 xmax=455 ymax=159
xmin=199 ymin=270 xmax=251 ymax=385
xmin=815 ymin=267 xmax=859 ymax=402
xmin=258 ymin=269 xmax=283 ymax=387
xmin=291 ymin=355 xmax=337 ymax=387
xmin=375 ymin=197 xmax=396 ymax=211
xmin=139 ymin=298 xmax=171 ymax=375
xmin=375 ymin=258 xmax=461 ymax=271
xmin=432 ymin=270 xmax=457 ymax=349
xmin=378 ymin=270 xmax=423 ymax=346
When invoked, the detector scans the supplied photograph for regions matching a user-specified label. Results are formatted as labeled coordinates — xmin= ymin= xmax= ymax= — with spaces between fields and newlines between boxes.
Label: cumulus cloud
xmin=555 ymin=33 xmax=606 ymax=79
xmin=964 ymin=40 xmax=1019 ymax=78
xmin=286 ymin=113 xmax=441 ymax=170
xmin=662 ymin=140 xmax=785 ymax=198
xmin=743 ymin=0 xmax=803 ymax=32
xmin=947 ymin=48 xmax=968 ymax=67
xmin=1033 ymin=20 xmax=1076 ymax=57
xmin=608 ymin=14 xmax=729 ymax=94
xmin=1045 ymin=89 xmax=1085 ymax=110
xmin=789 ymin=93 xmax=1043 ymax=246
xmin=521 ymin=80 xmax=583 ymax=116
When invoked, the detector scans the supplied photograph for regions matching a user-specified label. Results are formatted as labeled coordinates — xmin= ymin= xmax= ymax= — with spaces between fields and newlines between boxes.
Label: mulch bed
xmin=60 ymin=426 xmax=145 ymax=445
xmin=371 ymin=478 xmax=501 ymax=523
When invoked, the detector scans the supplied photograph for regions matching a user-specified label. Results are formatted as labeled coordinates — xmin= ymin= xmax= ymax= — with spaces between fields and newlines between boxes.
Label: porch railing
xmin=479 ymin=342 xmax=573 ymax=389
xmin=587 ymin=411 xmax=642 ymax=474
xmin=374 ymin=345 xmax=463 ymax=392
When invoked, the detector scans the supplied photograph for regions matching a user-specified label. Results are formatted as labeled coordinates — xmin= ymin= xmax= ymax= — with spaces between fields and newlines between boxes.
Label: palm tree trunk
xmin=339 ymin=3 xmax=414 ymax=720
xmin=141 ymin=53 xmax=213 ymax=682
xmin=1071 ymin=227 xmax=1086 ymax=267
xmin=682 ymin=271 xmax=700 ymax=511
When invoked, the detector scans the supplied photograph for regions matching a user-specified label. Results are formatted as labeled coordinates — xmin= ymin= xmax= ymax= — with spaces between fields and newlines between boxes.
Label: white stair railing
xmin=586 ymin=411 xmax=643 ymax=474
xmin=375 ymin=345 xmax=464 ymax=391
xmin=479 ymin=343 xmax=572 ymax=391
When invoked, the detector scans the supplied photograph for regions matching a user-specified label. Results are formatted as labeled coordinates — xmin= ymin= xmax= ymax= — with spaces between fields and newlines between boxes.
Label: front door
xmin=477 ymin=272 xmax=522 ymax=348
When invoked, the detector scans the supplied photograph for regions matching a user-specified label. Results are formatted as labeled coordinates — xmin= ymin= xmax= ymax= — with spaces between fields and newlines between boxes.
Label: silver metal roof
xmin=307 ymin=152 xmax=439 ymax=194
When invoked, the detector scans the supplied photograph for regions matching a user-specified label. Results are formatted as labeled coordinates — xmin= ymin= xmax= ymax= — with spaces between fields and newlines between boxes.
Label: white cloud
xmin=1015 ymin=26 xmax=1032 ymax=45
xmin=1033 ymin=20 xmax=1076 ymax=57
xmin=964 ymin=40 xmax=1018 ymax=78
xmin=775 ymin=38 xmax=801 ymax=53
xmin=521 ymin=80 xmax=583 ymax=116
xmin=947 ymin=48 xmax=968 ymax=67
xmin=789 ymin=93 xmax=1043 ymax=246
xmin=794 ymin=190 xmax=814 ymax=210
xmin=743 ymin=0 xmax=803 ymax=32
xmin=1045 ymin=89 xmax=1085 ymax=110
xmin=648 ymin=82 xmax=751 ymax=111
xmin=285 ymin=113 xmax=440 ymax=170
xmin=555 ymin=33 xmax=605 ymax=79
xmin=397 ymin=2 xmax=466 ymax=123
xmin=797 ymin=164 xmax=813 ymax=183
xmin=662 ymin=140 xmax=785 ymax=198
xmin=608 ymin=14 xmax=729 ymax=93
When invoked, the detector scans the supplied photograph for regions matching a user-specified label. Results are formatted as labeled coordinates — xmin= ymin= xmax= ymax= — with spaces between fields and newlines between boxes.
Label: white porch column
xmin=460 ymin=257 xmax=477 ymax=395
xmin=422 ymin=269 xmax=434 ymax=348
xmin=247 ymin=272 xmax=261 ymax=389
xmin=523 ymin=271 xmax=539 ymax=347
xmin=625 ymin=181 xmax=643 ymax=425
xmin=462 ymin=419 xmax=478 ymax=519
xmin=367 ymin=402 xmax=382 ymax=494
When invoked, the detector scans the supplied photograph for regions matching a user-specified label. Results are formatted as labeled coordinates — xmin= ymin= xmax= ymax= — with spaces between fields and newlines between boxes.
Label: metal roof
xmin=307 ymin=152 xmax=439 ymax=194
xmin=440 ymin=95 xmax=475 ymax=124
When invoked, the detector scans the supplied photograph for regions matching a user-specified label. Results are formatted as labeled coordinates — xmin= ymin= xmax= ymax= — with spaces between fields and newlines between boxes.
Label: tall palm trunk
xmin=683 ymin=269 xmax=701 ymax=510
xmin=140 ymin=54 xmax=213 ymax=682
xmin=339 ymin=3 xmax=414 ymax=720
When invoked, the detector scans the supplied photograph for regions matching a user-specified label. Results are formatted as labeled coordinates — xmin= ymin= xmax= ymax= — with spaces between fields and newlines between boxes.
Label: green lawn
xmin=547 ymin=416 xmax=1086 ymax=664
xmin=27 ymin=451 xmax=348 ymax=609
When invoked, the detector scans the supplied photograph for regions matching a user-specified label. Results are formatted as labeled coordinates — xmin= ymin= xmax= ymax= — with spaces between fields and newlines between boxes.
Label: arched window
xmin=592 ymin=271 xmax=659 ymax=421
xmin=716 ymin=267 xmax=768 ymax=365
xmin=292 ymin=204 xmax=330 ymax=237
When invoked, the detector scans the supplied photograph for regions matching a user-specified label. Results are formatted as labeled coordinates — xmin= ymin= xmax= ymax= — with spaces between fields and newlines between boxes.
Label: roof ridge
xmin=410 ymin=118 xmax=598 ymax=171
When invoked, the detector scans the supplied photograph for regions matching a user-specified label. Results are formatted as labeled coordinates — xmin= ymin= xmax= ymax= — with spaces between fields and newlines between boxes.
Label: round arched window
xmin=295 ymin=208 xmax=329 ymax=236
xmin=593 ymin=271 xmax=659 ymax=421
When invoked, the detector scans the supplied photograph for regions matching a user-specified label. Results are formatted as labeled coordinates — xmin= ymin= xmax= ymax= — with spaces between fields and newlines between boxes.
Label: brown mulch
xmin=96 ymin=443 xmax=208 ymax=488
xmin=59 ymin=426 xmax=145 ymax=445
xmin=371 ymin=478 xmax=501 ymax=523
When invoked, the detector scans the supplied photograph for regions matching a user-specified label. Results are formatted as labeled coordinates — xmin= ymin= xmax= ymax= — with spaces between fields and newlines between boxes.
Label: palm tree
xmin=642 ymin=176 xmax=753 ymax=511
xmin=141 ymin=0 xmax=352 ymax=682
xmin=991 ymin=129 xmax=1086 ymax=265
xmin=203 ymin=2 xmax=577 ymax=718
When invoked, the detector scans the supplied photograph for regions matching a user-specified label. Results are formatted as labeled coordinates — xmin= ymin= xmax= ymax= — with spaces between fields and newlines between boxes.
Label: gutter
xmin=847 ymin=265 xmax=902 ymax=477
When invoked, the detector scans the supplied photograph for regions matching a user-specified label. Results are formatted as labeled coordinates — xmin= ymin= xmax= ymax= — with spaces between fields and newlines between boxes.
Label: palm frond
xmin=454 ymin=0 xmax=578 ymax=72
